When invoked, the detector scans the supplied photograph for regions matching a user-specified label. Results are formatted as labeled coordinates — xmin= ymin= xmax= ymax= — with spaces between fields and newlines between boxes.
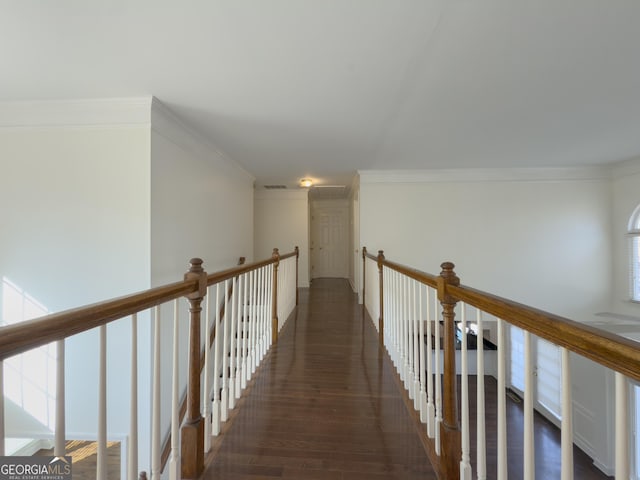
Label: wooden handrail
xmin=0 ymin=280 xmax=197 ymax=361
xmin=364 ymin=249 xmax=438 ymax=287
xmin=0 ymin=253 xmax=297 ymax=363
xmin=366 ymin=249 xmax=640 ymax=382
xmin=447 ymin=283 xmax=640 ymax=383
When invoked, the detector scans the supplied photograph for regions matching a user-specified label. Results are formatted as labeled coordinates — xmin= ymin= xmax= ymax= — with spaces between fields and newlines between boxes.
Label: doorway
xmin=310 ymin=200 xmax=349 ymax=279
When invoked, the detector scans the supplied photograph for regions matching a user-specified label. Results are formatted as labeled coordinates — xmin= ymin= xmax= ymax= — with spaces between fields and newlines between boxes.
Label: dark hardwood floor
xmin=202 ymin=278 xmax=612 ymax=480
xmin=202 ymin=278 xmax=436 ymax=479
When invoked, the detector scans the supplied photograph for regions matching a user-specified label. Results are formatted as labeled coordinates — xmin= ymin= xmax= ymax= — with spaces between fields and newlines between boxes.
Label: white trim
xmin=150 ymin=97 xmax=254 ymax=183
xmin=254 ymin=189 xmax=308 ymax=200
xmin=572 ymin=400 xmax=598 ymax=464
xmin=6 ymin=438 xmax=54 ymax=456
xmin=612 ymin=156 xmax=640 ymax=179
xmin=0 ymin=97 xmax=152 ymax=129
xmin=358 ymin=166 xmax=611 ymax=184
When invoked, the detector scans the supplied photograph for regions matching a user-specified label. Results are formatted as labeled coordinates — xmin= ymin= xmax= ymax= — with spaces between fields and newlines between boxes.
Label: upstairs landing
xmin=201 ymin=278 xmax=435 ymax=479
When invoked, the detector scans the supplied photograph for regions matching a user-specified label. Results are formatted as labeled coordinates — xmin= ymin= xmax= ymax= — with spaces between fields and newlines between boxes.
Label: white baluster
xmin=426 ymin=287 xmax=435 ymax=437
xmin=405 ymin=277 xmax=411 ymax=393
xmin=241 ymin=272 xmax=248 ymax=391
xmin=221 ymin=280 xmax=230 ymax=422
xmin=524 ymin=330 xmax=534 ymax=480
xmin=419 ymin=283 xmax=427 ymax=423
xmin=387 ymin=267 xmax=392 ymax=350
xmin=399 ymin=274 xmax=405 ymax=380
xmin=460 ymin=303 xmax=471 ymax=480
xmin=0 ymin=360 xmax=5 ymax=457
xmin=476 ymin=309 xmax=486 ymax=480
xmin=257 ymin=268 xmax=263 ymax=360
xmin=390 ymin=270 xmax=396 ymax=366
xmin=615 ymin=372 xmax=629 ymax=480
xmin=497 ymin=318 xmax=507 ymax=480
xmin=212 ymin=284 xmax=222 ymax=436
xmin=249 ymin=270 xmax=257 ymax=376
xmin=408 ymin=277 xmax=415 ymax=398
xmin=389 ymin=269 xmax=394 ymax=362
xmin=383 ymin=266 xmax=388 ymax=349
xmin=203 ymin=292 xmax=212 ymax=451
xmin=128 ymin=314 xmax=138 ymax=480
xmin=235 ymin=274 xmax=243 ymax=399
xmin=434 ymin=291 xmax=442 ymax=455
xmin=560 ymin=347 xmax=573 ymax=480
xmin=396 ymin=271 xmax=402 ymax=370
xmin=97 ymin=324 xmax=107 ymax=480
xmin=386 ymin=269 xmax=392 ymax=360
xmin=413 ymin=280 xmax=420 ymax=412
xmin=257 ymin=268 xmax=264 ymax=361
xmin=169 ymin=300 xmax=180 ymax=480
xmin=151 ymin=306 xmax=161 ymax=480
xmin=266 ymin=264 xmax=272 ymax=352
xmin=228 ymin=277 xmax=237 ymax=411
xmin=55 ymin=339 xmax=65 ymax=457
xmin=404 ymin=276 xmax=412 ymax=397
xmin=267 ymin=264 xmax=273 ymax=348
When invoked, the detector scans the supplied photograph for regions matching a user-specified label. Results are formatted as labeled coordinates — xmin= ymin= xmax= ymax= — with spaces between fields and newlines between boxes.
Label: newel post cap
xmin=438 ymin=261 xmax=460 ymax=303
xmin=185 ymin=257 xmax=207 ymax=299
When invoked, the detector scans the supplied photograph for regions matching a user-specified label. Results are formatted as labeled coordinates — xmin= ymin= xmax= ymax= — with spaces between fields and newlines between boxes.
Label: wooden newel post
xmin=437 ymin=262 xmax=462 ymax=480
xmin=182 ymin=258 xmax=208 ymax=479
xmin=272 ymin=248 xmax=280 ymax=343
xmin=294 ymin=246 xmax=300 ymax=306
xmin=362 ymin=247 xmax=367 ymax=314
xmin=377 ymin=250 xmax=385 ymax=346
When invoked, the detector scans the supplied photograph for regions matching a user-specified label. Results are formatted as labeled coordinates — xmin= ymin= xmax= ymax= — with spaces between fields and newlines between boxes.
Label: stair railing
xmin=363 ymin=247 xmax=640 ymax=480
xmin=0 ymin=247 xmax=299 ymax=480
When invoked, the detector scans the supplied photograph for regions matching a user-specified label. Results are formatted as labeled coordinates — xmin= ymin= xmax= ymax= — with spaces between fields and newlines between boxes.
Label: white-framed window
xmin=629 ymin=205 xmax=640 ymax=302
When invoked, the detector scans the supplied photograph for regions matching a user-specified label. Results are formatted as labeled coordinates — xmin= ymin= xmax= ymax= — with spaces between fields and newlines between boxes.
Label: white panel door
xmin=311 ymin=205 xmax=348 ymax=278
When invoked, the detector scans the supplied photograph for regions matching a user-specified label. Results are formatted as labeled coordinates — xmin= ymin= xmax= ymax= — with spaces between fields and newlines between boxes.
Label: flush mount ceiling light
xmin=299 ymin=178 xmax=313 ymax=188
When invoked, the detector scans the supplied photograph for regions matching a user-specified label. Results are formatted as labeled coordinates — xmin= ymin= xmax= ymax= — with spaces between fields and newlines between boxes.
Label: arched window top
xmin=629 ymin=204 xmax=640 ymax=233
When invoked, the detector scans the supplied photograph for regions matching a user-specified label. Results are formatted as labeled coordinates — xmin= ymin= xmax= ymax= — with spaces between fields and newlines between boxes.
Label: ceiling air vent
xmin=263 ymin=185 xmax=287 ymax=190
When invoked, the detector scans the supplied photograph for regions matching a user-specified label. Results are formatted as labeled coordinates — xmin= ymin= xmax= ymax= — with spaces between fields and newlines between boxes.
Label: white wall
xmin=0 ymin=98 xmax=256 ymax=475
xmin=360 ymin=170 xmax=612 ymax=319
xmin=0 ymin=122 xmax=151 ymax=448
xmin=253 ymin=189 xmax=309 ymax=287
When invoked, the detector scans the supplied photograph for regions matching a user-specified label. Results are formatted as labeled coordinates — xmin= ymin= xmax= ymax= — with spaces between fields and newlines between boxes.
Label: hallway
xmin=201 ymin=278 xmax=436 ymax=479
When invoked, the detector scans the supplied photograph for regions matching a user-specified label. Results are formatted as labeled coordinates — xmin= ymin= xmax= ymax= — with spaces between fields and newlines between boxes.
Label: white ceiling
xmin=2 ymin=1 xmax=640 ymax=192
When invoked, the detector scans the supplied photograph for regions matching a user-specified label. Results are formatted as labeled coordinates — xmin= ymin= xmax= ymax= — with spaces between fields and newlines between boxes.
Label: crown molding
xmin=150 ymin=97 xmax=254 ymax=183
xmin=0 ymin=97 xmax=152 ymax=129
xmin=611 ymin=156 xmax=640 ymax=179
xmin=358 ymin=166 xmax=612 ymax=184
